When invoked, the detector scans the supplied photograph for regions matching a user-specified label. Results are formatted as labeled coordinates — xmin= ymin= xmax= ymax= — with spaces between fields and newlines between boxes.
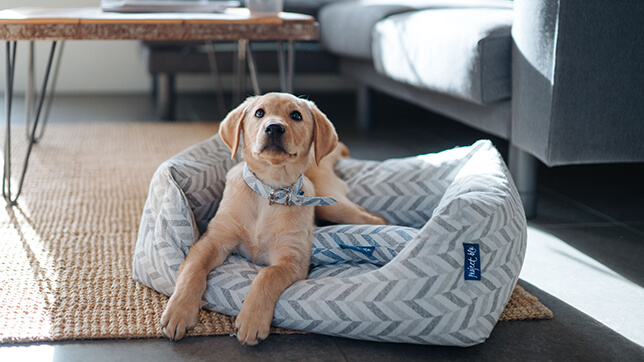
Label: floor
xmin=1 ymin=91 xmax=643 ymax=361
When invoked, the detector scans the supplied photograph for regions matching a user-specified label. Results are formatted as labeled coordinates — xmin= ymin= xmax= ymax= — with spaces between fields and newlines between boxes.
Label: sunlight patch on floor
xmin=0 ymin=198 xmax=56 ymax=343
xmin=520 ymin=226 xmax=644 ymax=347
xmin=0 ymin=344 xmax=55 ymax=361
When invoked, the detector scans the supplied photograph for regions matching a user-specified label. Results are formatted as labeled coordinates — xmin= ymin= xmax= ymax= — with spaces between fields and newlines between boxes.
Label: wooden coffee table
xmin=0 ymin=7 xmax=319 ymax=205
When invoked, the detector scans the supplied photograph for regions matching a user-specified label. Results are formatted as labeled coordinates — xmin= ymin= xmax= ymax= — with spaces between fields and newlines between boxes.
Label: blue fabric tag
xmin=463 ymin=243 xmax=481 ymax=280
xmin=339 ymin=244 xmax=375 ymax=256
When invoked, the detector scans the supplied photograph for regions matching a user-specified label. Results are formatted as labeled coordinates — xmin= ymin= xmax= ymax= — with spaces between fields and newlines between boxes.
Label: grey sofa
xmin=318 ymin=0 xmax=644 ymax=217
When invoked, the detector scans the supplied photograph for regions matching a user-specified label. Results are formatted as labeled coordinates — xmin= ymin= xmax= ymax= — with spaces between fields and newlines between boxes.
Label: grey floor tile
xmin=529 ymin=224 xmax=644 ymax=286
xmin=487 ymin=282 xmax=644 ymax=362
xmin=530 ymin=190 xmax=611 ymax=227
xmin=538 ymin=163 xmax=644 ymax=231
xmin=2 ymin=95 xmax=157 ymax=125
xmin=0 ymin=335 xmax=346 ymax=362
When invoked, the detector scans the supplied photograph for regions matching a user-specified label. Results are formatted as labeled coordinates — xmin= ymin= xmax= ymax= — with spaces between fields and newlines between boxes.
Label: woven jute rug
xmin=0 ymin=122 xmax=552 ymax=344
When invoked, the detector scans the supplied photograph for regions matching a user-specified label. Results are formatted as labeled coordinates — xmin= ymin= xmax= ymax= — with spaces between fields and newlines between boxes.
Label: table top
xmin=0 ymin=7 xmax=318 ymax=41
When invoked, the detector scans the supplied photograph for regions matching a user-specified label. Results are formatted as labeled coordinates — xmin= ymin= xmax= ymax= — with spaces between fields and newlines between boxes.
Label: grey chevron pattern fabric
xmin=311 ymin=224 xmax=418 ymax=266
xmin=132 ymin=136 xmax=527 ymax=346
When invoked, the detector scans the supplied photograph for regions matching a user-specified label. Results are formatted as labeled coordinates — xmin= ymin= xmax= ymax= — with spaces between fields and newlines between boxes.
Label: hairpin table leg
xmin=277 ymin=42 xmax=286 ymax=92
xmin=233 ymin=39 xmax=248 ymax=105
xmin=205 ymin=41 xmax=227 ymax=117
xmin=246 ymin=42 xmax=261 ymax=96
xmin=277 ymin=41 xmax=295 ymax=94
xmin=286 ymin=40 xmax=294 ymax=94
xmin=3 ymin=40 xmax=58 ymax=206
xmin=30 ymin=41 xmax=64 ymax=144
xmin=25 ymin=42 xmax=35 ymax=141
xmin=3 ymin=41 xmax=18 ymax=205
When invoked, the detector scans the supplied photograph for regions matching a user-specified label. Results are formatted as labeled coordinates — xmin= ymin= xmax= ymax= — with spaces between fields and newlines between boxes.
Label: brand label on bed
xmin=463 ymin=243 xmax=481 ymax=280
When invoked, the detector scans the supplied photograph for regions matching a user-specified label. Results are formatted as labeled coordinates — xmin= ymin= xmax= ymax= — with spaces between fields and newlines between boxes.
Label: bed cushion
xmin=133 ymin=136 xmax=527 ymax=346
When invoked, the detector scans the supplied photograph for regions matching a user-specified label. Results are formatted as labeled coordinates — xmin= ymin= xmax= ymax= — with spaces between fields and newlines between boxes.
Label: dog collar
xmin=242 ymin=163 xmax=338 ymax=207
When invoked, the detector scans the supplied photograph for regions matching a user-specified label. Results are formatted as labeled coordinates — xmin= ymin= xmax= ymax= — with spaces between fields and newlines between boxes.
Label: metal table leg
xmin=3 ymin=41 xmax=59 ymax=206
xmin=277 ymin=41 xmax=295 ymax=93
xmin=205 ymin=41 xmax=227 ymax=117
xmin=277 ymin=42 xmax=286 ymax=92
xmin=25 ymin=41 xmax=64 ymax=143
xmin=3 ymin=41 xmax=17 ymax=205
xmin=286 ymin=40 xmax=294 ymax=94
xmin=233 ymin=40 xmax=263 ymax=104
xmin=246 ymin=42 xmax=261 ymax=96
xmin=233 ymin=40 xmax=247 ymax=105
xmin=232 ymin=40 xmax=294 ymax=104
xmin=25 ymin=42 xmax=35 ymax=140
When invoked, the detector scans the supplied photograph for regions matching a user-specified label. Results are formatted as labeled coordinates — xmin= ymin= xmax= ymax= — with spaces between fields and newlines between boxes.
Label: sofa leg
xmin=509 ymin=144 xmax=538 ymax=218
xmin=156 ymin=73 xmax=176 ymax=121
xmin=356 ymin=84 xmax=371 ymax=131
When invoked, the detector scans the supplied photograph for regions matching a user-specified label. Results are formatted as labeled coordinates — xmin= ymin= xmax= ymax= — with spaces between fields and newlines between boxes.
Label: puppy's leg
xmin=307 ymin=142 xmax=388 ymax=225
xmin=311 ymin=162 xmax=389 ymax=225
xmin=316 ymin=200 xmax=388 ymax=225
xmin=161 ymin=226 xmax=237 ymax=341
xmin=235 ymin=246 xmax=309 ymax=346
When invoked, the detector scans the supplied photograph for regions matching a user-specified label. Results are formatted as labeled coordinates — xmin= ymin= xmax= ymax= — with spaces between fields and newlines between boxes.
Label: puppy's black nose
xmin=265 ymin=123 xmax=285 ymax=138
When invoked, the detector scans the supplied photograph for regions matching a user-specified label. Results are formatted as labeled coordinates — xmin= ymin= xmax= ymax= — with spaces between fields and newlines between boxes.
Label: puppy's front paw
xmin=160 ymin=294 xmax=200 ymax=341
xmin=235 ymin=302 xmax=272 ymax=346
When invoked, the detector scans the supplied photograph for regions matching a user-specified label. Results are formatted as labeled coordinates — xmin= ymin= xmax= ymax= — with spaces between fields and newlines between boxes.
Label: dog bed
xmin=133 ymin=136 xmax=527 ymax=346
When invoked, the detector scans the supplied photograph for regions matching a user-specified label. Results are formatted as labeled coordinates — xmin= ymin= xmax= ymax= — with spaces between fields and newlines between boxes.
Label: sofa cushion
xmin=372 ymin=8 xmax=513 ymax=105
xmin=319 ymin=0 xmax=512 ymax=61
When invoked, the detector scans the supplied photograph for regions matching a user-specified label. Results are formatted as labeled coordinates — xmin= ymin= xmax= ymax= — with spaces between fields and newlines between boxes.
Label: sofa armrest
xmin=511 ymin=0 xmax=644 ymax=166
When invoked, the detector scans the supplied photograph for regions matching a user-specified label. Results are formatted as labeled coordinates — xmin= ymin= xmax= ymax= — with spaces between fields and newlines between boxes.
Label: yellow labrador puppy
xmin=161 ymin=93 xmax=386 ymax=345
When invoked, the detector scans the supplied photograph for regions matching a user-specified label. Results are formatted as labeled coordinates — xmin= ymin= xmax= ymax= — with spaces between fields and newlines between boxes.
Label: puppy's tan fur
xmin=161 ymin=93 xmax=386 ymax=345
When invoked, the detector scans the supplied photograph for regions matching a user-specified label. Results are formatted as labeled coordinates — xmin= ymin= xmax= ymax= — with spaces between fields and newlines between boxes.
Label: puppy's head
xmin=219 ymin=93 xmax=338 ymax=168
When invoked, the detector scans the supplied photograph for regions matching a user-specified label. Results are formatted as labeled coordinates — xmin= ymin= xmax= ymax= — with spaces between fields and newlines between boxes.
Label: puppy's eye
xmin=290 ymin=111 xmax=302 ymax=121
xmin=255 ymin=109 xmax=265 ymax=118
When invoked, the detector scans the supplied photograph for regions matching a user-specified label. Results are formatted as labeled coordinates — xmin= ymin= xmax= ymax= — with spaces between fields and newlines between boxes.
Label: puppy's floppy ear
xmin=308 ymin=101 xmax=338 ymax=166
xmin=219 ymin=97 xmax=253 ymax=159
